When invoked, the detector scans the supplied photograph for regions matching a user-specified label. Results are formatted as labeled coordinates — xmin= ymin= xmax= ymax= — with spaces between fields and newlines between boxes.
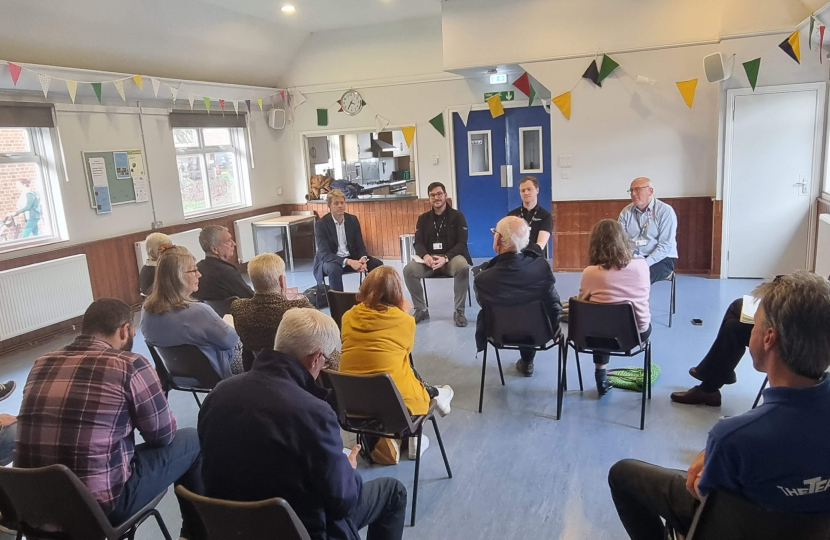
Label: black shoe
xmin=413 ymin=309 xmax=430 ymax=324
xmin=516 ymin=359 xmax=534 ymax=377
xmin=595 ymin=369 xmax=612 ymax=396
xmin=0 ymin=381 xmax=15 ymax=402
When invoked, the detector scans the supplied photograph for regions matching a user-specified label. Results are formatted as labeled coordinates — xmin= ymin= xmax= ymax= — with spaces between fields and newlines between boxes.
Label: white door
xmin=725 ymin=86 xmax=823 ymax=278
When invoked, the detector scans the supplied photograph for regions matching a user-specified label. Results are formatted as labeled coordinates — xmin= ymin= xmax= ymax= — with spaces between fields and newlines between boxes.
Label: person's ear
xmin=119 ymin=323 xmax=130 ymax=342
xmin=279 ymin=274 xmax=287 ymax=291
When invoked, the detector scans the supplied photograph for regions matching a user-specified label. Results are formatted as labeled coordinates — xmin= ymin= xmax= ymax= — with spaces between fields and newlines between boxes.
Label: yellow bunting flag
xmin=132 ymin=75 xmax=143 ymax=90
xmin=486 ymin=94 xmax=504 ymax=118
xmin=779 ymin=30 xmax=801 ymax=64
xmin=675 ymin=78 xmax=698 ymax=109
xmin=401 ymin=126 xmax=416 ymax=148
xmin=257 ymin=98 xmax=264 ymax=112
xmin=552 ymin=91 xmax=571 ymax=120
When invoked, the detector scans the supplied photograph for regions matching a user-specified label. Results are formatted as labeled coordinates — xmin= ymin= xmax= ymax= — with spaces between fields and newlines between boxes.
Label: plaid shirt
xmin=15 ymin=335 xmax=176 ymax=514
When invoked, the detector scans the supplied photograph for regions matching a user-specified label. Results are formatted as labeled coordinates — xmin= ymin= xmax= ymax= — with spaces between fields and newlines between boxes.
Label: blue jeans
xmin=0 ymin=424 xmax=15 ymax=466
xmin=108 ymin=427 xmax=203 ymax=538
xmin=20 ymin=220 xmax=38 ymax=238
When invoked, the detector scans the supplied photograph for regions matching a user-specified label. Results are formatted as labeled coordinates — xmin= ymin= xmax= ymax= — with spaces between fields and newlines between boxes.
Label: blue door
xmin=455 ymin=105 xmax=552 ymax=258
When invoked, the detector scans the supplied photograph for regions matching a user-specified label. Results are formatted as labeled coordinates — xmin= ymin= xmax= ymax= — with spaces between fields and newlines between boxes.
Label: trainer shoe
xmin=408 ymin=434 xmax=430 ymax=460
xmin=434 ymin=385 xmax=454 ymax=417
xmin=0 ymin=381 xmax=15 ymax=403
xmin=414 ymin=309 xmax=430 ymax=324
xmin=516 ymin=359 xmax=534 ymax=377
xmin=453 ymin=310 xmax=468 ymax=327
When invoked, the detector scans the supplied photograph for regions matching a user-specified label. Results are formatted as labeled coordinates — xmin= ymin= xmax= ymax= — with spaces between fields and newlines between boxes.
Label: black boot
xmin=595 ymin=369 xmax=612 ymax=396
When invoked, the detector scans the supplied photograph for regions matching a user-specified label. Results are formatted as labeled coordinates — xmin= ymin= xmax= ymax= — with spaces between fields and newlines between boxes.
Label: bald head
xmin=629 ymin=176 xmax=654 ymax=210
xmin=493 ymin=216 xmax=530 ymax=255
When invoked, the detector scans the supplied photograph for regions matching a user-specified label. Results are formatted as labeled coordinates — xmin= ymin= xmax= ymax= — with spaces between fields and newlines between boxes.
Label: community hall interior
xmin=1 ymin=0 xmax=830 ymax=538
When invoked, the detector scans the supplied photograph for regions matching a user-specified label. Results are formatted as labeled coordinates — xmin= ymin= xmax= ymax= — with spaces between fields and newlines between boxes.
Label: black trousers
xmin=593 ymin=326 xmax=652 ymax=366
xmin=322 ymin=256 xmax=383 ymax=291
xmin=649 ymin=257 xmax=676 ymax=284
xmin=351 ymin=477 xmax=407 ymax=540
xmin=695 ymin=298 xmax=752 ymax=391
xmin=608 ymin=459 xmax=699 ymax=540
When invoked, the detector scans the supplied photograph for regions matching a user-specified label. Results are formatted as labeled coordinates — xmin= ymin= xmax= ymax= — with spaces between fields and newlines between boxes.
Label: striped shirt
xmin=15 ymin=335 xmax=176 ymax=514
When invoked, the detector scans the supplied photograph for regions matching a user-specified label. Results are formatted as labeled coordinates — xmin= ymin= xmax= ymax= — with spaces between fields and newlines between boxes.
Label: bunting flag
xmin=512 ymin=72 xmax=531 ymax=97
xmin=246 ymin=99 xmax=252 ymax=112
xmin=582 ymin=59 xmax=601 ymax=87
xmin=292 ymin=89 xmax=307 ymax=108
xmin=279 ymin=90 xmax=286 ymax=102
xmin=636 ymin=75 xmax=657 ymax=85
xmin=552 ymin=91 xmax=571 ymax=120
xmin=37 ymin=74 xmax=50 ymax=98
xmin=113 ymin=79 xmax=126 ymax=101
xmin=8 ymin=63 xmax=22 ymax=86
xmin=170 ymin=86 xmax=178 ymax=103
xmin=401 ymin=126 xmax=416 ymax=147
xmin=375 ymin=114 xmax=389 ymax=132
xmin=541 ymin=99 xmax=551 ymax=114
xmin=821 ymin=26 xmax=826 ymax=63
xmin=151 ymin=77 xmax=160 ymax=97
xmin=257 ymin=98 xmax=263 ymax=112
xmin=675 ymin=78 xmax=698 ymax=108
xmin=457 ymin=105 xmax=472 ymax=127
xmin=317 ymin=108 xmax=328 ymax=126
xmin=597 ymin=54 xmax=620 ymax=85
xmin=528 ymin=84 xmax=537 ymax=106
xmin=219 ymin=99 xmax=226 ymax=114
xmin=132 ymin=75 xmax=143 ymax=90
xmin=232 ymin=100 xmax=239 ymax=116
xmin=743 ymin=58 xmax=761 ymax=91
xmin=66 ymin=80 xmax=78 ymax=103
xmin=779 ymin=30 xmax=801 ymax=64
xmin=486 ymin=93 xmax=504 ymax=118
xmin=203 ymin=97 xmax=211 ymax=113
xmin=91 ymin=82 xmax=103 ymax=103
xmin=429 ymin=113 xmax=445 ymax=137
xmin=188 ymin=93 xmax=195 ymax=110
xmin=810 ymin=16 xmax=816 ymax=50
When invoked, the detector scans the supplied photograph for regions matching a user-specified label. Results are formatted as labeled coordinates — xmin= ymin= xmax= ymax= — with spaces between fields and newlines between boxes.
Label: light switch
xmin=561 ymin=171 xmax=571 ymax=179
xmin=277 ymin=188 xmax=283 ymax=195
xmin=558 ymin=155 xmax=573 ymax=168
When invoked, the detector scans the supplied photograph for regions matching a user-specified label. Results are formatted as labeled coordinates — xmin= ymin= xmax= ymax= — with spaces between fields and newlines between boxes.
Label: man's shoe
xmin=516 ymin=359 xmax=534 ymax=377
xmin=595 ymin=369 xmax=612 ymax=396
xmin=414 ymin=309 xmax=430 ymax=324
xmin=454 ymin=310 xmax=468 ymax=327
xmin=408 ymin=434 xmax=430 ymax=460
xmin=434 ymin=385 xmax=454 ymax=417
xmin=0 ymin=381 xmax=16 ymax=403
xmin=670 ymin=385 xmax=722 ymax=406
xmin=689 ymin=367 xmax=736 ymax=385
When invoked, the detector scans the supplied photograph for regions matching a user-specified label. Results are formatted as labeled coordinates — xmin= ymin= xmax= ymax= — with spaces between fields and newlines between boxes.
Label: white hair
xmin=274 ymin=308 xmax=341 ymax=360
xmin=248 ymin=253 xmax=285 ymax=294
xmin=496 ymin=216 xmax=530 ymax=253
xmin=145 ymin=232 xmax=172 ymax=261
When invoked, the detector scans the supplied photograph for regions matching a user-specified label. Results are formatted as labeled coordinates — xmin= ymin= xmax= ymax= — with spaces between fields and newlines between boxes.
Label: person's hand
xmin=346 ymin=259 xmax=363 ymax=271
xmin=348 ymin=445 xmax=361 ymax=469
xmin=358 ymin=257 xmax=368 ymax=272
xmin=432 ymin=256 xmax=448 ymax=270
xmin=423 ymin=254 xmax=435 ymax=267
xmin=686 ymin=450 xmax=706 ymax=500
xmin=0 ymin=414 xmax=17 ymax=429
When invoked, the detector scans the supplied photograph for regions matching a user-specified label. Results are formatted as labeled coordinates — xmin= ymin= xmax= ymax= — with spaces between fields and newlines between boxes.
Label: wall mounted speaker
xmin=704 ymin=52 xmax=734 ymax=83
xmin=268 ymin=108 xmax=286 ymax=129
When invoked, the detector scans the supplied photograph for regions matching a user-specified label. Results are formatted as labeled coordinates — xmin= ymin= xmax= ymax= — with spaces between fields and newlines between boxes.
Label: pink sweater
xmin=578 ymin=258 xmax=651 ymax=332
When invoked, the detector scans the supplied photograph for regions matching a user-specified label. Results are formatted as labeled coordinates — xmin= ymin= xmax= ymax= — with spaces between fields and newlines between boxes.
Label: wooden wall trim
xmin=710 ymin=199 xmax=723 ymax=278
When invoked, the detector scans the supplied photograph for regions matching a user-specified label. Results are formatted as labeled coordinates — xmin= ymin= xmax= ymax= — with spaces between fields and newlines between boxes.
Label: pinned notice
xmin=132 ymin=175 xmax=149 ymax=203
xmin=89 ymin=157 xmax=108 ymax=187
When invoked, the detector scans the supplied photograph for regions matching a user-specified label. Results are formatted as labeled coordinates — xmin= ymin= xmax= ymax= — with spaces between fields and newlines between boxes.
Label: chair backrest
xmin=483 ymin=301 xmax=558 ymax=349
xmin=327 ymin=291 xmax=359 ymax=330
xmin=323 ymin=370 xmax=416 ymax=436
xmin=147 ymin=343 xmax=222 ymax=392
xmin=175 ymin=485 xmax=311 ymax=540
xmin=203 ymin=299 xmax=233 ymax=318
xmin=0 ymin=464 xmax=116 ymax=540
xmin=291 ymin=210 xmax=315 ymax=216
xmin=687 ymin=489 xmax=830 ymax=540
xmin=568 ymin=298 xmax=642 ymax=353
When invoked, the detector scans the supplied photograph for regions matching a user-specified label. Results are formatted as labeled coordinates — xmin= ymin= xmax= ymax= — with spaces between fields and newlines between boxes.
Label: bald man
xmin=618 ymin=177 xmax=678 ymax=283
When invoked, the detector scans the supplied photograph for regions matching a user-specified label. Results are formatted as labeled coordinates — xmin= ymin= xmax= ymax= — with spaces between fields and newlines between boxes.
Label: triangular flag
xmin=597 ymin=54 xmax=619 ymax=84
xmin=188 ymin=93 xmax=195 ymax=110
xmin=219 ymin=99 xmax=226 ymax=114
xmin=810 ymin=16 xmax=816 ymax=50
xmin=779 ymin=30 xmax=801 ymax=64
xmin=66 ymin=80 xmax=78 ymax=103
xmin=8 ymin=63 xmax=22 ymax=86
xmin=512 ymin=72 xmax=531 ymax=97
xmin=743 ymin=58 xmax=761 ymax=91
xmin=292 ymin=89 xmax=307 ymax=107
xmin=203 ymin=97 xmax=211 ymax=113
xmin=375 ymin=114 xmax=389 ymax=132
xmin=336 ymin=99 xmax=343 ymax=113
xmin=37 ymin=74 xmax=50 ymax=99
xmin=401 ymin=126 xmax=416 ymax=147
xmin=132 ymin=75 xmax=143 ymax=90
xmin=280 ymin=90 xmax=286 ymax=102
xmin=457 ymin=105 xmax=471 ymax=127
xmin=113 ymin=79 xmax=126 ymax=101
xmin=257 ymin=98 xmax=263 ymax=112
xmin=582 ymin=59 xmax=601 ymax=87
xmin=542 ymin=99 xmax=551 ymax=114
xmin=552 ymin=91 xmax=571 ymax=120
xmin=317 ymin=109 xmax=328 ymax=126
xmin=486 ymin=94 xmax=504 ymax=118
xmin=429 ymin=113 xmax=445 ymax=137
xmin=821 ymin=26 xmax=826 ymax=64
xmin=232 ymin=100 xmax=239 ymax=116
xmin=151 ymin=77 xmax=160 ymax=97
xmin=528 ymin=84 xmax=536 ymax=106
xmin=246 ymin=99 xmax=252 ymax=112
xmin=91 ymin=82 xmax=103 ymax=103
xmin=675 ymin=78 xmax=698 ymax=109
xmin=170 ymin=86 xmax=178 ymax=103
xmin=636 ymin=75 xmax=657 ymax=85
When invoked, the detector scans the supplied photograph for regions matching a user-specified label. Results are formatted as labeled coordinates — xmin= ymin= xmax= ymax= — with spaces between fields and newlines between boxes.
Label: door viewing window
xmin=468 ymin=130 xmax=492 ymax=176
xmin=520 ymin=127 xmax=543 ymax=173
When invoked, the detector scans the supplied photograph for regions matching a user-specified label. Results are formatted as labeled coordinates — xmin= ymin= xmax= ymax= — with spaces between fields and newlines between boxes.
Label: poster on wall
xmin=88 ymin=157 xmax=108 ymax=187
xmin=94 ymin=186 xmax=112 ymax=214
xmin=132 ymin=175 xmax=149 ymax=203
xmin=113 ymin=152 xmax=131 ymax=179
xmin=128 ymin=150 xmax=146 ymax=177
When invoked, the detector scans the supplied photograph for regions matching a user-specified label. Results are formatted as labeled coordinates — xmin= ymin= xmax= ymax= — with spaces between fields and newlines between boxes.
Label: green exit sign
xmin=484 ymin=91 xmax=514 ymax=101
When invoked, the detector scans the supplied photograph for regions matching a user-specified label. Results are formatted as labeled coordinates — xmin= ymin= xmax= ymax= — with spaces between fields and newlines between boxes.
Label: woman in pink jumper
xmin=579 ymin=219 xmax=652 ymax=395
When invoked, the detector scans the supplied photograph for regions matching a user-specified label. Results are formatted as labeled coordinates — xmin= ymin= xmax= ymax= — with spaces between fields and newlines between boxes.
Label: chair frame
xmin=326 ymin=290 xmax=359 ymax=330
xmin=660 ymin=271 xmax=677 ymax=327
xmin=146 ymin=343 xmax=221 ymax=408
xmin=322 ymin=268 xmax=365 ymax=292
xmin=752 ymin=376 xmax=768 ymax=409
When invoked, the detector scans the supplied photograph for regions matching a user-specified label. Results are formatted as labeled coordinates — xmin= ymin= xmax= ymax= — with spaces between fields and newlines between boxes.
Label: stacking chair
xmin=322 ymin=370 xmax=452 ymax=526
xmin=658 ymin=271 xmax=677 ymax=327
xmin=323 ymin=269 xmax=365 ymax=291
xmin=291 ymin=210 xmax=317 ymax=256
xmin=563 ymin=298 xmax=652 ymax=430
xmin=752 ymin=376 xmax=769 ymax=409
xmin=175 ymin=486 xmax=311 ymax=540
xmin=478 ymin=301 xmax=563 ymax=413
xmin=203 ymin=298 xmax=234 ymax=318
xmin=0 ymin=464 xmax=172 ymax=540
xmin=422 ymin=274 xmax=472 ymax=308
xmin=326 ymin=290 xmax=359 ymax=330
xmin=146 ymin=343 xmax=222 ymax=408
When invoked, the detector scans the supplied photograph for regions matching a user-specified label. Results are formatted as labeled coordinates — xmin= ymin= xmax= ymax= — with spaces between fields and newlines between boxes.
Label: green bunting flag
xmin=428 ymin=113 xmax=445 ymax=137
xmin=810 ymin=16 xmax=816 ymax=50
xmin=203 ymin=97 xmax=211 ymax=113
xmin=742 ymin=58 xmax=761 ymax=91
xmin=91 ymin=82 xmax=102 ymax=103
xmin=317 ymin=108 xmax=329 ymax=126
xmin=597 ymin=54 xmax=620 ymax=85
xmin=528 ymin=84 xmax=537 ymax=106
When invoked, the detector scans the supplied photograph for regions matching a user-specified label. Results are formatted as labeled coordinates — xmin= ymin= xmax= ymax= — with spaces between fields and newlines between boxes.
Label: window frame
xmin=519 ymin=126 xmax=544 ymax=174
xmin=468 ymin=130 xmax=493 ymax=177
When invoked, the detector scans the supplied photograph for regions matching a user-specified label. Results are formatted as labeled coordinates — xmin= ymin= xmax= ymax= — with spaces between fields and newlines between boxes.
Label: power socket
xmin=151 ymin=221 xmax=164 ymax=229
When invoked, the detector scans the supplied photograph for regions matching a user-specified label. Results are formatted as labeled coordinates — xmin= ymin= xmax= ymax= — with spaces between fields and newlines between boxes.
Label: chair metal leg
xmin=557 ymin=344 xmax=566 ymax=420
xmin=672 ymin=274 xmax=677 ymax=313
xmin=574 ymin=349 xmax=584 ymax=392
xmin=409 ymin=352 xmax=415 ymax=368
xmin=430 ymin=416 xmax=452 ymax=478
xmin=422 ymin=279 xmax=429 ymax=308
xmin=647 ymin=344 xmax=652 ymax=400
xmin=562 ymin=349 xmax=569 ymax=392
xmin=192 ymin=392 xmax=202 ymax=408
xmin=752 ymin=376 xmax=769 ymax=409
xmin=669 ymin=274 xmax=676 ymax=327
xmin=467 ymin=282 xmax=472 ymax=307
xmin=494 ymin=348 xmax=505 ymax=386
xmin=152 ymin=510 xmax=173 ymax=540
xmin=640 ymin=347 xmax=648 ymax=431
xmin=411 ymin=425 xmax=423 ymax=526
xmin=478 ymin=346 xmax=487 ymax=413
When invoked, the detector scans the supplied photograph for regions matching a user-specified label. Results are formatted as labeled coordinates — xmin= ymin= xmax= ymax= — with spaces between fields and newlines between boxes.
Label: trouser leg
xmin=0 ymin=424 xmax=16 ymax=466
xmin=351 ymin=477 xmax=407 ymax=540
xmin=323 ymin=262 xmax=345 ymax=291
xmin=442 ymin=255 xmax=470 ymax=312
xmin=694 ymin=298 xmax=752 ymax=391
xmin=403 ymin=261 xmax=432 ymax=311
xmin=520 ymin=348 xmax=536 ymax=363
xmin=366 ymin=257 xmax=383 ymax=273
xmin=649 ymin=258 xmax=675 ymax=284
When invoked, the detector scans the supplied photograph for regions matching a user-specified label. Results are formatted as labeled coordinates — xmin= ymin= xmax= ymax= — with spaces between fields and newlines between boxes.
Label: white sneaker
xmin=408 ymin=434 xmax=430 ymax=460
xmin=434 ymin=385 xmax=454 ymax=417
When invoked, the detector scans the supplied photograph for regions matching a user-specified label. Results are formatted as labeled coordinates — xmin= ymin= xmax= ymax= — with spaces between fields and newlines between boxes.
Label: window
xmin=468 ymin=130 xmax=492 ymax=176
xmin=173 ymin=127 xmax=250 ymax=217
xmin=519 ymin=127 xmax=543 ymax=173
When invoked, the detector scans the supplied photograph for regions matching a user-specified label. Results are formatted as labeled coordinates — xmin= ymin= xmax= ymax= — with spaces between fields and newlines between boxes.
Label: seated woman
xmin=141 ymin=245 xmax=242 ymax=380
xmin=579 ymin=219 xmax=651 ymax=396
xmin=340 ymin=266 xmax=453 ymax=460
xmin=139 ymin=232 xmax=171 ymax=296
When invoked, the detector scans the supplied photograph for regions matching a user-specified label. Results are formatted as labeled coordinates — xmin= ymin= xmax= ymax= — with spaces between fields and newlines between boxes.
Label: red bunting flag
xmin=512 ymin=72 xmax=531 ymax=97
xmin=8 ymin=63 xmax=22 ymax=86
xmin=219 ymin=99 xmax=225 ymax=114
xmin=821 ymin=26 xmax=826 ymax=63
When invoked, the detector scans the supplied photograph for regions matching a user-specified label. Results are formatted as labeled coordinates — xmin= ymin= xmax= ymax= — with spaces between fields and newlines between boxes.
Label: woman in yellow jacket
xmin=341 ymin=266 xmax=453 ymax=460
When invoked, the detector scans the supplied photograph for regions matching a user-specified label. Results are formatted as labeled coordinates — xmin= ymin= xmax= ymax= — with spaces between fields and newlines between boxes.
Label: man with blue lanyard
xmin=618 ymin=177 xmax=677 ymax=284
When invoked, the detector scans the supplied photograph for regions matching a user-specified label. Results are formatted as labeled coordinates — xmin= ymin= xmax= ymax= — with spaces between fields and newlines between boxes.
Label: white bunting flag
xmin=38 ymin=74 xmax=50 ymax=99
xmin=291 ymin=88 xmax=307 ymax=108
xmin=151 ymin=77 xmax=161 ymax=98
xmin=457 ymin=105 xmax=472 ymax=127
xmin=170 ymin=86 xmax=178 ymax=103
xmin=542 ymin=99 xmax=551 ymax=114
xmin=113 ymin=79 xmax=126 ymax=101
xmin=636 ymin=75 xmax=657 ymax=85
xmin=375 ymin=114 xmax=390 ymax=132
xmin=232 ymin=100 xmax=239 ymax=116
xmin=188 ymin=93 xmax=195 ymax=110
xmin=66 ymin=80 xmax=78 ymax=103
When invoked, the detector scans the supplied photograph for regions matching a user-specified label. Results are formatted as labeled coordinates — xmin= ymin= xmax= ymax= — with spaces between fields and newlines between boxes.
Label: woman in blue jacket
xmin=12 ymin=178 xmax=41 ymax=238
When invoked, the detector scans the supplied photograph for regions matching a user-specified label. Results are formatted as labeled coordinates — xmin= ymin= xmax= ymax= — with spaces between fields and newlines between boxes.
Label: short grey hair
xmin=753 ymin=271 xmax=830 ymax=379
xmin=145 ymin=232 xmax=172 ymax=261
xmin=496 ymin=216 xmax=530 ymax=253
xmin=199 ymin=225 xmax=228 ymax=253
xmin=274 ymin=308 xmax=341 ymax=360
xmin=248 ymin=253 xmax=285 ymax=294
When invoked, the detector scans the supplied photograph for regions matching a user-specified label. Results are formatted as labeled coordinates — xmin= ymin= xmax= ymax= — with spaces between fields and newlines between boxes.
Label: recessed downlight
xmin=281 ymin=5 xmax=296 ymax=13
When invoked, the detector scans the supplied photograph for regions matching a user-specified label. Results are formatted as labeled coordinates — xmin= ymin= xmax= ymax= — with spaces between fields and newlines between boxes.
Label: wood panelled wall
xmin=552 ymin=197 xmax=715 ymax=274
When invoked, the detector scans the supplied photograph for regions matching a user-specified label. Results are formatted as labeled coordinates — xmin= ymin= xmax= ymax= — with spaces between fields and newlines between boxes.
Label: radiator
xmin=134 ymin=229 xmax=205 ymax=272
xmin=815 ymin=214 xmax=830 ymax=278
xmin=0 ymin=254 xmax=94 ymax=341
xmin=234 ymin=212 xmax=283 ymax=264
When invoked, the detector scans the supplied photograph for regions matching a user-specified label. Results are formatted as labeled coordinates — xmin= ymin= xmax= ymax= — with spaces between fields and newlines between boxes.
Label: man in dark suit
xmin=313 ymin=189 xmax=383 ymax=291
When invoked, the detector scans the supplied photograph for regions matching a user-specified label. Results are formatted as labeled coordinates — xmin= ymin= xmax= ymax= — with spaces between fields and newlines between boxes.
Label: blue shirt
xmin=698 ymin=376 xmax=830 ymax=513
xmin=618 ymin=198 xmax=678 ymax=266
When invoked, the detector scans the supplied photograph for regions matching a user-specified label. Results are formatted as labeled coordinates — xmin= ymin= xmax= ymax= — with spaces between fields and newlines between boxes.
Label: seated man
xmin=609 ymin=272 xmax=830 ymax=539
xmin=313 ymin=189 xmax=383 ymax=292
xmin=193 ymin=224 xmax=254 ymax=301
xmin=507 ymin=176 xmax=552 ymax=255
xmin=403 ymin=182 xmax=472 ymax=327
xmin=618 ymin=177 xmax=678 ymax=283
xmin=198 ymin=308 xmax=406 ymax=540
xmin=15 ymin=299 xmax=202 ymax=538
xmin=474 ymin=216 xmax=562 ymax=377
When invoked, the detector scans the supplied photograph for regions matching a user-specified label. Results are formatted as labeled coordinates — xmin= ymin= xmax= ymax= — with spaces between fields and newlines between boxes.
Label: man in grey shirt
xmin=618 ymin=177 xmax=678 ymax=283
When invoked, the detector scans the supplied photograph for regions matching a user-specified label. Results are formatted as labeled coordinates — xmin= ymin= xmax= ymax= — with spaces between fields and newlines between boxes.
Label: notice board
xmin=83 ymin=149 xmax=147 ymax=206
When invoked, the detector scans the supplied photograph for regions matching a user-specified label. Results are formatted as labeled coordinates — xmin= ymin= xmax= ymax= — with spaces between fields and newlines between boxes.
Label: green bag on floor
xmin=608 ymin=365 xmax=660 ymax=391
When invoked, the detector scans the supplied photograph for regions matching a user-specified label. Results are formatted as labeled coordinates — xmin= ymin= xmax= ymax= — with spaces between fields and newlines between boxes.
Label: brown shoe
xmin=671 ymin=385 xmax=722 ymax=406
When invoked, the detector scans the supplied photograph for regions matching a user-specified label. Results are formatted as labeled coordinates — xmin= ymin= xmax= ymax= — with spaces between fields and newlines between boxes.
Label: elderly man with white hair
xmin=139 ymin=232 xmax=171 ymax=296
xmin=198 ymin=308 xmax=407 ymax=540
xmin=473 ymin=216 xmax=563 ymax=377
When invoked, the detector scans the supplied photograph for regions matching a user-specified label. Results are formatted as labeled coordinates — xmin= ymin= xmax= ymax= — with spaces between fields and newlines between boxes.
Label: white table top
xmin=253 ymin=215 xmax=315 ymax=226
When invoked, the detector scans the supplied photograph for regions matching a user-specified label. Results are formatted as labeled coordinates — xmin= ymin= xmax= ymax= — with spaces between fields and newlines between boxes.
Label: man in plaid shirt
xmin=15 ymin=299 xmax=203 ymax=538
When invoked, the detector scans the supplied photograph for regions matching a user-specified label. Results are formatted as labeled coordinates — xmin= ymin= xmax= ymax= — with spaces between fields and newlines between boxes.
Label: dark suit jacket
xmin=193 ymin=256 xmax=254 ymax=302
xmin=313 ymin=213 xmax=369 ymax=284
xmin=414 ymin=206 xmax=472 ymax=265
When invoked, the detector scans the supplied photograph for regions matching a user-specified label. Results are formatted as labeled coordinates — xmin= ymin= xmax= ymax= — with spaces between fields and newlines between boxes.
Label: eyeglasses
xmin=185 ymin=269 xmax=200 ymax=274
xmin=627 ymin=187 xmax=651 ymax=195
xmin=490 ymin=227 xmax=497 ymax=235
xmin=428 ymin=192 xmax=445 ymax=199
